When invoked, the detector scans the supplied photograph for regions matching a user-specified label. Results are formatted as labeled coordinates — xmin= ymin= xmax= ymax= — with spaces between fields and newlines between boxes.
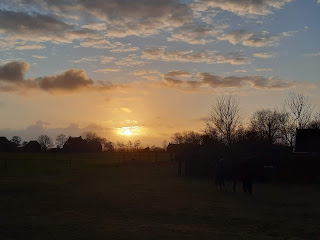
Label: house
xmin=0 ymin=137 xmax=16 ymax=152
xmin=294 ymin=129 xmax=320 ymax=153
xmin=23 ymin=141 xmax=42 ymax=152
xmin=63 ymin=137 xmax=87 ymax=153
xmin=166 ymin=143 xmax=182 ymax=153
xmin=63 ymin=136 xmax=102 ymax=153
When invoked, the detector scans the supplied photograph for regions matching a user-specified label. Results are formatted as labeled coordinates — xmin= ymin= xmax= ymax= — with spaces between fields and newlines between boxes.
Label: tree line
xmin=5 ymin=91 xmax=319 ymax=153
xmin=7 ymin=132 xmax=164 ymax=152
xmin=172 ymin=91 xmax=320 ymax=150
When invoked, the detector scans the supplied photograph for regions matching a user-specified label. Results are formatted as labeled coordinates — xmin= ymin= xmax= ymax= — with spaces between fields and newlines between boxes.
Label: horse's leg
xmin=242 ymin=178 xmax=247 ymax=193
xmin=247 ymin=178 xmax=253 ymax=195
xmin=219 ymin=177 xmax=223 ymax=190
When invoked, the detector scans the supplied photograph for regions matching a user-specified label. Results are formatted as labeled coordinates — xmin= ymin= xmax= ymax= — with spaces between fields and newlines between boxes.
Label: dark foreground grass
xmin=0 ymin=162 xmax=319 ymax=240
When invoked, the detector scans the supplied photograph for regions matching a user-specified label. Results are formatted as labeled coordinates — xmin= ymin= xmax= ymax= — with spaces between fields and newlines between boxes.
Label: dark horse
xmin=215 ymin=156 xmax=255 ymax=194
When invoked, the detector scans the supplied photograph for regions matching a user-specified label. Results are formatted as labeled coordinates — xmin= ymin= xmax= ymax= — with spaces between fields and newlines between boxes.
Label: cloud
xmin=193 ymin=0 xmax=294 ymax=17
xmin=80 ymin=39 xmax=124 ymax=49
xmin=243 ymin=35 xmax=279 ymax=47
xmin=253 ymin=52 xmax=277 ymax=58
xmin=22 ymin=0 xmax=193 ymax=38
xmin=100 ymin=57 xmax=116 ymax=64
xmin=115 ymin=54 xmax=147 ymax=66
xmin=167 ymin=23 xmax=227 ymax=45
xmin=32 ymin=55 xmax=48 ymax=59
xmin=121 ymin=108 xmax=132 ymax=113
xmin=304 ymin=52 xmax=320 ymax=57
xmin=110 ymin=47 xmax=140 ymax=53
xmin=0 ymin=9 xmax=106 ymax=45
xmin=219 ymin=30 xmax=295 ymax=47
xmin=133 ymin=70 xmax=162 ymax=81
xmin=159 ymin=70 xmax=295 ymax=91
xmin=0 ymin=61 xmax=125 ymax=94
xmin=218 ymin=30 xmax=254 ymax=44
xmin=0 ymin=61 xmax=29 ymax=82
xmin=0 ymin=10 xmax=73 ymax=43
xmin=35 ymin=69 xmax=94 ymax=92
xmin=200 ymin=73 xmax=294 ymax=90
xmin=94 ymin=68 xmax=121 ymax=73
xmin=256 ymin=68 xmax=273 ymax=72
xmin=142 ymin=47 xmax=250 ymax=65
xmin=71 ymin=56 xmax=115 ymax=64
xmin=15 ymin=44 xmax=45 ymax=50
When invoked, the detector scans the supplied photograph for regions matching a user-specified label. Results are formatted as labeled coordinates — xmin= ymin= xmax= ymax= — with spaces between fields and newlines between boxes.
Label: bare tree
xmin=82 ymin=132 xmax=99 ymax=142
xmin=55 ymin=134 xmax=68 ymax=148
xmin=11 ymin=136 xmax=21 ymax=147
xmin=209 ymin=95 xmax=241 ymax=146
xmin=278 ymin=110 xmax=296 ymax=147
xmin=37 ymin=135 xmax=53 ymax=150
xmin=82 ymin=131 xmax=114 ymax=151
xmin=250 ymin=109 xmax=282 ymax=144
xmin=171 ymin=131 xmax=201 ymax=145
xmin=285 ymin=91 xmax=314 ymax=129
xmin=308 ymin=112 xmax=320 ymax=129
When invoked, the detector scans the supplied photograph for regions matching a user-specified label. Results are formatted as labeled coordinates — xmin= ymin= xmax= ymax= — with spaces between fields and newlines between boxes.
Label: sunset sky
xmin=0 ymin=0 xmax=320 ymax=146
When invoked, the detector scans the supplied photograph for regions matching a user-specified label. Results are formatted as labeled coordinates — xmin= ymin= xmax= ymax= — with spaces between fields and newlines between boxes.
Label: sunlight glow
xmin=117 ymin=126 xmax=144 ymax=136
xmin=124 ymin=129 xmax=132 ymax=135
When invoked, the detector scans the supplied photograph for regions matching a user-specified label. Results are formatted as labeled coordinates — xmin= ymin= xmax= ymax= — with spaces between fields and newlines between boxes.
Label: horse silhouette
xmin=215 ymin=155 xmax=255 ymax=194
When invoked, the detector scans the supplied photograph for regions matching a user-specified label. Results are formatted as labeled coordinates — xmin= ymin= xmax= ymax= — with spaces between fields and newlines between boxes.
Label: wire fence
xmin=0 ymin=152 xmax=175 ymax=174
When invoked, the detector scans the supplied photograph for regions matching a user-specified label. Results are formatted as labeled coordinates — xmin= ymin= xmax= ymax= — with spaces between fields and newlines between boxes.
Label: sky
xmin=0 ymin=0 xmax=320 ymax=146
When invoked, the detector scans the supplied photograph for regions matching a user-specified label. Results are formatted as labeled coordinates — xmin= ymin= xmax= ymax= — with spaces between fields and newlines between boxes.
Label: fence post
xmin=4 ymin=159 xmax=7 ymax=171
xmin=69 ymin=157 xmax=72 ymax=169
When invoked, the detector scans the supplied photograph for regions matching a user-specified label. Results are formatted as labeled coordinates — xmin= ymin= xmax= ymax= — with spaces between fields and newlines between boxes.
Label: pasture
xmin=0 ymin=153 xmax=319 ymax=239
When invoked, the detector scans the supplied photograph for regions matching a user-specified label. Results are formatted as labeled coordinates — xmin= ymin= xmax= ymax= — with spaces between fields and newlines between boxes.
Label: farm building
xmin=294 ymin=129 xmax=320 ymax=153
xmin=0 ymin=137 xmax=16 ymax=152
xmin=23 ymin=141 xmax=42 ymax=153
xmin=63 ymin=136 xmax=102 ymax=153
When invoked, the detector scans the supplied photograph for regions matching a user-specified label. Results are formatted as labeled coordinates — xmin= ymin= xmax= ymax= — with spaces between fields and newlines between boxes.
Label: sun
xmin=117 ymin=126 xmax=145 ymax=136
xmin=124 ymin=129 xmax=132 ymax=136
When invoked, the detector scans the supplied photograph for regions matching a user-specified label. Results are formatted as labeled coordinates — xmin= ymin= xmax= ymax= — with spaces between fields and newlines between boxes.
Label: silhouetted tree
xmin=37 ymin=135 xmax=53 ymax=150
xmin=55 ymin=134 xmax=68 ymax=148
xmin=10 ymin=136 xmax=21 ymax=147
xmin=82 ymin=132 xmax=99 ymax=142
xmin=162 ymin=140 xmax=168 ymax=150
xmin=250 ymin=109 xmax=283 ymax=144
xmin=133 ymin=140 xmax=141 ymax=150
xmin=21 ymin=141 xmax=28 ymax=148
xmin=278 ymin=110 xmax=296 ymax=147
xmin=171 ymin=131 xmax=202 ymax=145
xmin=285 ymin=91 xmax=314 ymax=129
xmin=308 ymin=112 xmax=320 ymax=129
xmin=82 ymin=131 xmax=113 ymax=151
xmin=208 ymin=95 xmax=242 ymax=146
xmin=99 ymin=138 xmax=114 ymax=151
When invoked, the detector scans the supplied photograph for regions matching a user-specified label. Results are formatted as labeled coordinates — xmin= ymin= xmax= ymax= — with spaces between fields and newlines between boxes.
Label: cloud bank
xmin=0 ymin=61 xmax=123 ymax=94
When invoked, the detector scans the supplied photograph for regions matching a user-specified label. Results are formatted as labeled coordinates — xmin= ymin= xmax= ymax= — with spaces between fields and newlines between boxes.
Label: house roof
xmin=294 ymin=129 xmax=320 ymax=153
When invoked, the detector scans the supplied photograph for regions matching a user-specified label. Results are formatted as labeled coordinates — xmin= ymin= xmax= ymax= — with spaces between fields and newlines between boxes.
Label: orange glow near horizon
xmin=117 ymin=126 xmax=144 ymax=136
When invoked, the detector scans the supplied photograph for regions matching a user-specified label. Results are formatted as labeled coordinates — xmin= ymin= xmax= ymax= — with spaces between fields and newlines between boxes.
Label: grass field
xmin=0 ymin=154 xmax=319 ymax=239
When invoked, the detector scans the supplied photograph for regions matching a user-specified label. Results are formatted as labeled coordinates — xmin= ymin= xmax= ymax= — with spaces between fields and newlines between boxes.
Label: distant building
xmin=166 ymin=143 xmax=182 ymax=153
xmin=167 ymin=143 xmax=193 ymax=153
xmin=0 ymin=137 xmax=16 ymax=152
xmin=23 ymin=141 xmax=42 ymax=153
xmin=294 ymin=129 xmax=320 ymax=153
xmin=63 ymin=136 xmax=102 ymax=153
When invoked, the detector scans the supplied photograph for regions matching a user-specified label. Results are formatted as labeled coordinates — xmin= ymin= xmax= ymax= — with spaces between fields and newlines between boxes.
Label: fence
xmin=0 ymin=151 xmax=173 ymax=174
